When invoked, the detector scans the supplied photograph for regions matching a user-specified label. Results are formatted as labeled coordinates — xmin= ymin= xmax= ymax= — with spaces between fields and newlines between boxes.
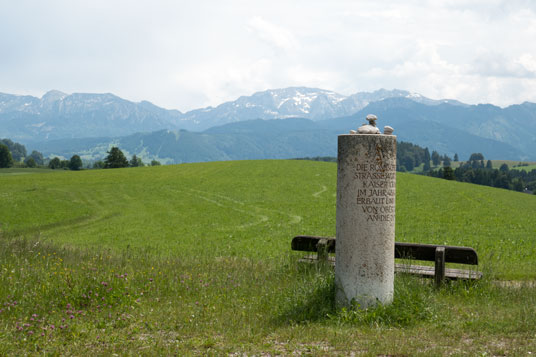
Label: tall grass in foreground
xmin=1 ymin=236 xmax=535 ymax=355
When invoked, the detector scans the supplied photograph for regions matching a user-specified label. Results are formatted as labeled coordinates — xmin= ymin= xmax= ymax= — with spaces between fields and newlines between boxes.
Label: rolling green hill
xmin=1 ymin=160 xmax=535 ymax=279
xmin=2 ymin=160 xmax=536 ymax=354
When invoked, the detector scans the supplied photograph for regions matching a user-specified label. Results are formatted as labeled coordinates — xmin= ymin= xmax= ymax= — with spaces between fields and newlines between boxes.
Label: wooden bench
xmin=291 ymin=235 xmax=482 ymax=287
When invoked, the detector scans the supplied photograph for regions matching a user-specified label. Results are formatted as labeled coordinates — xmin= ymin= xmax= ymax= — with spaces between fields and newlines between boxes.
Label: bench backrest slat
xmin=291 ymin=236 xmax=478 ymax=265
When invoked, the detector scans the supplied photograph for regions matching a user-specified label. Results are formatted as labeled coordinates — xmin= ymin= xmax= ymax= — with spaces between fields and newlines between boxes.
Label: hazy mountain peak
xmin=41 ymin=90 xmax=68 ymax=102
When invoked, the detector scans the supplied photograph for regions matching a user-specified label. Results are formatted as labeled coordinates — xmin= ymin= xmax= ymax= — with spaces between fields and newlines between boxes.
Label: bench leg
xmin=435 ymin=247 xmax=446 ymax=288
xmin=317 ymin=238 xmax=328 ymax=262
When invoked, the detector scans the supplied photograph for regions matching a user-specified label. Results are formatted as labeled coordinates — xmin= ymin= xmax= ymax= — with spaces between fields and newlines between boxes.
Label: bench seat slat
xmin=296 ymin=256 xmax=482 ymax=280
xmin=292 ymin=236 xmax=478 ymax=265
xmin=395 ymin=264 xmax=483 ymax=280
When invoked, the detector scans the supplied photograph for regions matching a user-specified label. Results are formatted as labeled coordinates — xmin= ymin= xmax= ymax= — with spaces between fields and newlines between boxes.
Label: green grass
xmin=0 ymin=167 xmax=60 ymax=176
xmin=2 ymin=160 xmax=534 ymax=279
xmin=1 ymin=160 xmax=536 ymax=354
xmin=511 ymin=164 xmax=536 ymax=172
xmin=490 ymin=160 xmax=536 ymax=170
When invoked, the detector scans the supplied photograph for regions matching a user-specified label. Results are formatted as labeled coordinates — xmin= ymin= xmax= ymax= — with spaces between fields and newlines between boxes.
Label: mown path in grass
xmin=1 ymin=160 xmax=535 ymax=279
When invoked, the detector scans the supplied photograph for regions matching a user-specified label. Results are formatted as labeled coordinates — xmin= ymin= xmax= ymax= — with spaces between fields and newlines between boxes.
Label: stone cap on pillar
xmin=351 ymin=114 xmax=394 ymax=135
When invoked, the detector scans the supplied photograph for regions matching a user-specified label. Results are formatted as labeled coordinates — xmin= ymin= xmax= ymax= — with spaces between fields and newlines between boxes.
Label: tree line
xmin=0 ymin=138 xmax=160 ymax=170
xmin=294 ymin=141 xmax=453 ymax=173
xmin=3 ymin=137 xmax=536 ymax=194
xmin=428 ymin=153 xmax=536 ymax=194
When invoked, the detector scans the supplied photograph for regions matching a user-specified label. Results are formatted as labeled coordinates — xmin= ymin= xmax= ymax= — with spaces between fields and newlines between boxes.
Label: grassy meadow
xmin=1 ymin=160 xmax=536 ymax=355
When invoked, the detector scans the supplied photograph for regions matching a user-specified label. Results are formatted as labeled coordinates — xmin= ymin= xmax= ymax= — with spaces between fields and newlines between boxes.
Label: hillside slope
xmin=1 ymin=160 xmax=534 ymax=279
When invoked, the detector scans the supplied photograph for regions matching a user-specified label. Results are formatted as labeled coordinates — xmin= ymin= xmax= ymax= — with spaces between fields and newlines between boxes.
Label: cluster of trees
xmin=48 ymin=155 xmax=83 ymax=170
xmin=1 ymin=138 xmax=161 ymax=170
xmin=92 ymin=147 xmax=161 ymax=169
xmin=429 ymin=153 xmax=536 ymax=193
xmin=1 ymin=138 xmax=26 ymax=162
xmin=396 ymin=142 xmax=430 ymax=172
xmin=396 ymin=142 xmax=455 ymax=172
xmin=0 ymin=139 xmax=46 ymax=169
xmin=294 ymin=156 xmax=336 ymax=163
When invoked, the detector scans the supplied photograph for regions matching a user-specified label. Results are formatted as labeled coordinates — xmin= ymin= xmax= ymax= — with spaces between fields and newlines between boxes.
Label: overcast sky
xmin=1 ymin=0 xmax=536 ymax=111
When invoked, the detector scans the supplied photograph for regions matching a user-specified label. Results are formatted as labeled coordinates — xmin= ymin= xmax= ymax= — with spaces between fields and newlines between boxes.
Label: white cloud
xmin=247 ymin=16 xmax=297 ymax=51
xmin=2 ymin=0 xmax=536 ymax=110
xmin=471 ymin=52 xmax=536 ymax=78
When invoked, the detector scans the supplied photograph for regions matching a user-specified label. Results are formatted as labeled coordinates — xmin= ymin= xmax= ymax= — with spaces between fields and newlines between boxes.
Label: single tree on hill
xmin=443 ymin=166 xmax=455 ymax=180
xmin=423 ymin=147 xmax=431 ymax=171
xmin=0 ymin=143 xmax=14 ymax=168
xmin=69 ymin=155 xmax=83 ymax=171
xmin=28 ymin=150 xmax=44 ymax=165
xmin=469 ymin=153 xmax=484 ymax=162
xmin=424 ymin=148 xmax=431 ymax=163
xmin=104 ymin=147 xmax=129 ymax=169
xmin=431 ymin=151 xmax=440 ymax=166
xmin=423 ymin=159 xmax=431 ymax=172
xmin=486 ymin=160 xmax=493 ymax=169
xmin=48 ymin=157 xmax=62 ymax=169
xmin=150 ymin=160 xmax=161 ymax=166
xmin=25 ymin=157 xmax=37 ymax=168
xmin=130 ymin=155 xmax=144 ymax=167
xmin=454 ymin=153 xmax=459 ymax=162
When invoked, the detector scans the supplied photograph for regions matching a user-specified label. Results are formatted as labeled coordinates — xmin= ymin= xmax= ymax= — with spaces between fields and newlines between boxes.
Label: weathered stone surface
xmin=335 ymin=134 xmax=396 ymax=308
xmin=357 ymin=124 xmax=380 ymax=134
xmin=383 ymin=126 xmax=394 ymax=135
xmin=358 ymin=114 xmax=381 ymax=134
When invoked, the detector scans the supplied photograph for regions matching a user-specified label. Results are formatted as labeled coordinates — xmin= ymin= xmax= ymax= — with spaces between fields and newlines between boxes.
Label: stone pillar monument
xmin=335 ymin=114 xmax=397 ymax=308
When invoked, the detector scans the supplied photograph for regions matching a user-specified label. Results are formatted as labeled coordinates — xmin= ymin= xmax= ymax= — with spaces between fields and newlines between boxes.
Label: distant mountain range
xmin=177 ymin=87 xmax=466 ymax=130
xmin=0 ymin=87 xmax=465 ymax=139
xmin=1 ymin=87 xmax=535 ymax=162
xmin=0 ymin=90 xmax=182 ymax=140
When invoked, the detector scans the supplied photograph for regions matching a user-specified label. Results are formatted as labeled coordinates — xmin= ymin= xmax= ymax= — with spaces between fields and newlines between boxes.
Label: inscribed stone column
xmin=335 ymin=115 xmax=396 ymax=308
